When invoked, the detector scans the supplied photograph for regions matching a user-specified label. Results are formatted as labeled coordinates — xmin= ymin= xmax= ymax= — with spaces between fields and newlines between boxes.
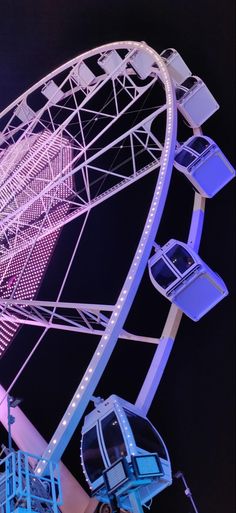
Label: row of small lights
xmin=35 ymin=40 xmax=175 ymax=474
xmin=0 ymin=130 xmax=69 ymax=233
xmin=0 ymin=136 xmax=37 ymax=189
xmin=0 ymin=200 xmax=70 ymax=268
xmin=6 ymin=148 xmax=73 ymax=261
xmin=37 ymin=363 xmax=96 ymax=473
xmin=80 ymin=437 xmax=89 ymax=484
xmin=4 ymin=72 xmax=80 ymax=206
xmin=78 ymin=46 xmax=174 ymax=482
xmin=114 ymin=399 xmax=136 ymax=457
xmin=1 ymin=140 xmax=71 ymax=259
xmin=0 ymin=152 xmax=73 ymax=354
xmin=0 ymin=133 xmax=71 ymax=254
xmin=0 ymin=322 xmax=15 ymax=356
xmin=0 ymin=132 xmax=48 ymax=204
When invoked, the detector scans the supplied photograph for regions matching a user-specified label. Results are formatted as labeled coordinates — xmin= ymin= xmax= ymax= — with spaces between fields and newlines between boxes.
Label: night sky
xmin=0 ymin=2 xmax=235 ymax=513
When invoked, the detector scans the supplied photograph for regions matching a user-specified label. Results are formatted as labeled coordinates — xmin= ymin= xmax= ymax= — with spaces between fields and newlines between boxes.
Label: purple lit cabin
xmin=175 ymin=75 xmax=219 ymax=127
xmin=160 ymin=48 xmax=219 ymax=128
xmin=0 ymin=131 xmax=73 ymax=358
xmin=149 ymin=240 xmax=228 ymax=321
xmin=160 ymin=48 xmax=192 ymax=84
xmin=174 ymin=135 xmax=235 ymax=197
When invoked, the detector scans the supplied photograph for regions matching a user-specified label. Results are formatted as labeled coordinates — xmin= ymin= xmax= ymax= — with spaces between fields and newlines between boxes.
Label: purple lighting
xmin=0 ymin=130 xmax=73 ymax=358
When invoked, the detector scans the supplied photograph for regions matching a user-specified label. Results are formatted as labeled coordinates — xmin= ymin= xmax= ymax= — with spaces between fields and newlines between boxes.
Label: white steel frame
xmin=0 ymin=41 xmax=205 ymax=487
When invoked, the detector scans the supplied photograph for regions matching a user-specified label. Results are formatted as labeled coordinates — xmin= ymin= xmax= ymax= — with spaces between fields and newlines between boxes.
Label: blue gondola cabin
xmin=160 ymin=48 xmax=191 ymax=84
xmin=174 ymin=135 xmax=235 ymax=197
xmin=149 ymin=239 xmax=228 ymax=321
xmin=81 ymin=395 xmax=171 ymax=510
xmin=175 ymin=75 xmax=219 ymax=127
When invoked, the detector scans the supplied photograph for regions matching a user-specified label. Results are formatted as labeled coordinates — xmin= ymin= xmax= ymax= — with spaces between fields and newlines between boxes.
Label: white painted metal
xmin=0 ymin=40 xmax=173 ymax=361
xmin=177 ymin=76 xmax=219 ymax=127
xmin=12 ymin=40 xmax=176 ymax=476
xmin=0 ymin=298 xmax=159 ymax=343
xmin=0 ymin=40 xmax=169 ymax=359
xmin=160 ymin=48 xmax=192 ymax=84
xmin=0 ymin=384 xmax=92 ymax=513
xmin=0 ymin=41 xmax=220 ymax=513
xmin=0 ymin=42 xmax=208 ymax=481
xmin=135 ymin=193 xmax=205 ymax=413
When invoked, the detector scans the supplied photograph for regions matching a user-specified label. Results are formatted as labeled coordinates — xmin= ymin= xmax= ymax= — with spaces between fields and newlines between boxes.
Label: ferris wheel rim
xmin=31 ymin=42 xmax=179 ymax=474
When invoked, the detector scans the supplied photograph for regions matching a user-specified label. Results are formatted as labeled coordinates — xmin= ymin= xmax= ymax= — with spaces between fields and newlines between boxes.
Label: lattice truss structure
xmin=0 ymin=45 xmax=168 ymax=356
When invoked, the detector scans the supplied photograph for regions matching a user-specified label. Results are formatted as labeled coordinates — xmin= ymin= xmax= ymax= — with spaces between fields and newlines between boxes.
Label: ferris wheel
xmin=0 ymin=41 xmax=234 ymax=513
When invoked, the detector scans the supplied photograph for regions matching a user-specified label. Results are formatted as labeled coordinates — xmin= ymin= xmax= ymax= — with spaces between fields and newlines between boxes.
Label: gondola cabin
xmin=98 ymin=50 xmax=123 ymax=75
xmin=174 ymin=135 xmax=235 ymax=197
xmin=149 ymin=240 xmax=228 ymax=321
xmin=98 ymin=48 xmax=155 ymax=80
xmin=129 ymin=49 xmax=155 ymax=80
xmin=175 ymin=75 xmax=219 ymax=127
xmin=160 ymin=48 xmax=191 ymax=84
xmin=81 ymin=395 xmax=171 ymax=510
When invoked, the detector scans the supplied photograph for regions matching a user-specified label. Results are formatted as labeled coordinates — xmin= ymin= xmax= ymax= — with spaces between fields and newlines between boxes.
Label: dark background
xmin=0 ymin=1 xmax=235 ymax=513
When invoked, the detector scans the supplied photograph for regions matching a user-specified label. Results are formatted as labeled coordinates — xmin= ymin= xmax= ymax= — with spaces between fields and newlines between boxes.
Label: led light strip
xmin=0 ymin=134 xmax=73 ymax=358
xmin=34 ymin=40 xmax=177 ymax=476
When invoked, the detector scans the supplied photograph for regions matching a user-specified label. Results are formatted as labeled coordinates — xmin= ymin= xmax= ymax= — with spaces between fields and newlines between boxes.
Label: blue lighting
xmin=103 ymin=457 xmax=129 ymax=492
xmin=132 ymin=454 xmax=163 ymax=478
